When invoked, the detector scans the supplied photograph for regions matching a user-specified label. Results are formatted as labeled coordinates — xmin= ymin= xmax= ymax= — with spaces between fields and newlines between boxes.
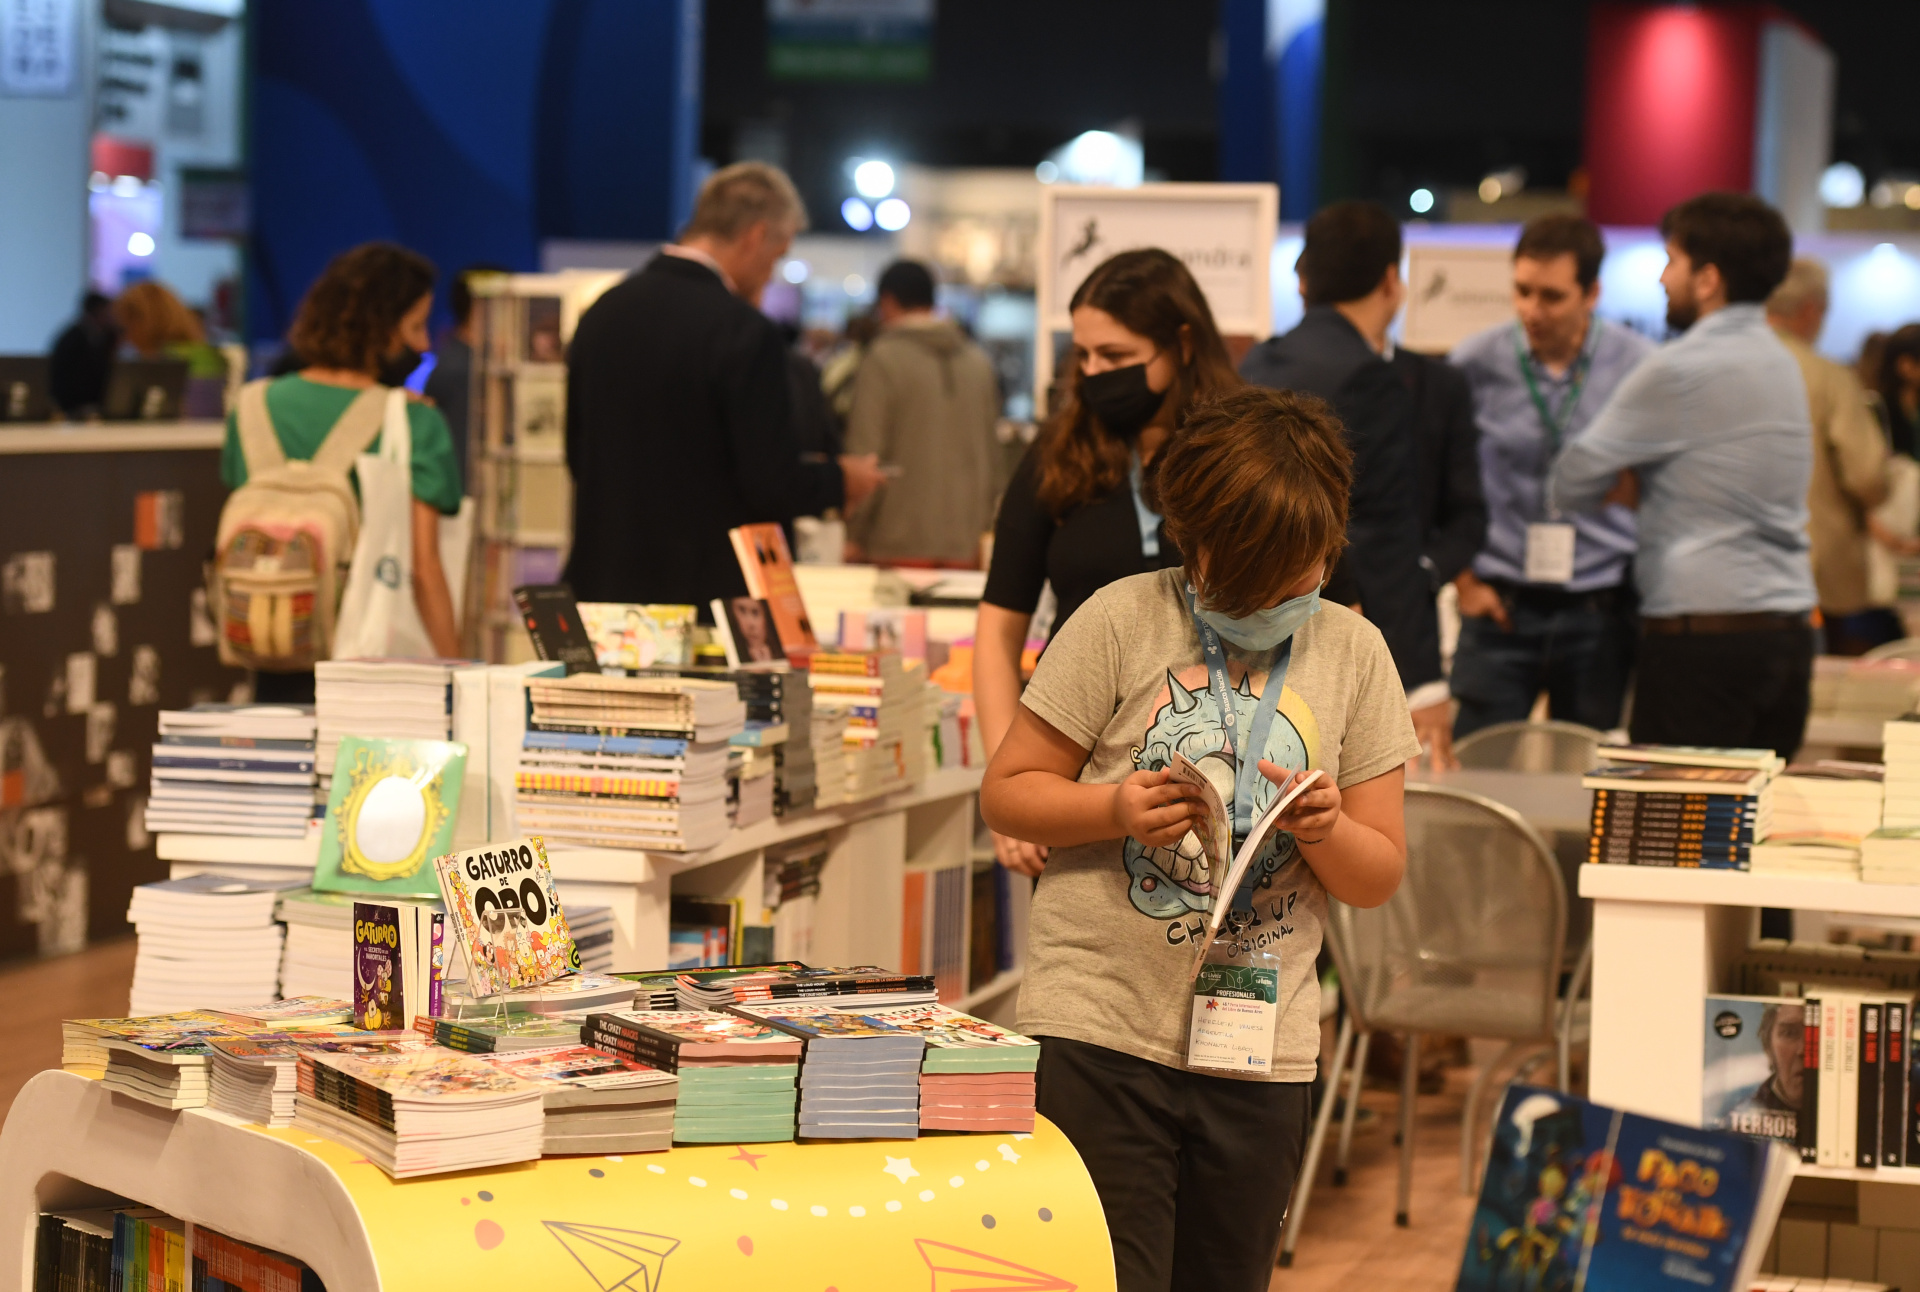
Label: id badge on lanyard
xmin=1183 ymin=592 xmax=1290 ymax=1072
xmin=1524 ymin=522 xmax=1577 ymax=584
xmin=1518 ymin=326 xmax=1591 ymax=587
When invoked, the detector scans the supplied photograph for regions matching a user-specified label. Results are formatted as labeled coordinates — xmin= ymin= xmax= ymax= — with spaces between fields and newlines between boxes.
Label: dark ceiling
xmin=700 ymin=0 xmax=1920 ymax=225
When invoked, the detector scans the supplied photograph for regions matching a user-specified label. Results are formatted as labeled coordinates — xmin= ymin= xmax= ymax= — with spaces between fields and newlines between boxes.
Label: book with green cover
xmin=860 ymin=1002 xmax=1042 ymax=1072
xmin=313 ymin=737 xmax=467 ymax=897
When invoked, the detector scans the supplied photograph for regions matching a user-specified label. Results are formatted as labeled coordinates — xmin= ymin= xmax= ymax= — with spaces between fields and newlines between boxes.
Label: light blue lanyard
xmin=1128 ymin=450 xmax=1162 ymax=558
xmin=1187 ymin=589 xmax=1293 ymax=856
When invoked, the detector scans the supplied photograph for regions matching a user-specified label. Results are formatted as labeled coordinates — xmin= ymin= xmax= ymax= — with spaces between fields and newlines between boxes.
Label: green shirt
xmin=221 ymin=375 xmax=464 ymax=514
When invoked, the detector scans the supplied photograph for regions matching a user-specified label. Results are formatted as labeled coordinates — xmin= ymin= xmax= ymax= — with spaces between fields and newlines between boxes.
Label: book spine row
xmin=299 ymin=1059 xmax=398 ymax=1132
xmin=582 ymin=1017 xmax=682 ymax=1072
xmin=514 ymin=771 xmax=682 ymax=797
xmin=1800 ymin=991 xmax=1915 ymax=1169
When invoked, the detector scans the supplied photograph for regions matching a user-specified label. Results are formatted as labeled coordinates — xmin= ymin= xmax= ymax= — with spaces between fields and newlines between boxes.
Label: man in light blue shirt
xmin=1548 ymin=192 xmax=1815 ymax=759
xmin=1450 ymin=215 xmax=1655 ymax=738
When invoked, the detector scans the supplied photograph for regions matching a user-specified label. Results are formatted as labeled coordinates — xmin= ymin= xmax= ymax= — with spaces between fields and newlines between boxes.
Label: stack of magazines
xmin=677 ymin=964 xmax=938 ymax=1012
xmin=479 ymin=1045 xmax=680 ymax=1154
xmin=736 ymin=1003 xmax=925 ymax=1139
xmin=206 ymin=1025 xmax=404 ymax=1127
xmin=294 ymin=1045 xmax=546 ymax=1177
xmin=583 ymin=1010 xmax=801 ymax=1143
xmin=809 ymin=650 xmax=915 ymax=802
xmin=515 ymin=673 xmax=745 ymax=851
xmin=1582 ymin=746 xmax=1778 ymax=870
xmin=144 ymin=704 xmax=317 ymax=838
xmin=864 ymin=1003 xmax=1040 ymax=1132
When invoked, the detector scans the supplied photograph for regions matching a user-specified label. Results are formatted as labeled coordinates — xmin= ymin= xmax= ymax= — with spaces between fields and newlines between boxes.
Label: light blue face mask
xmin=1193 ymin=584 xmax=1323 ymax=652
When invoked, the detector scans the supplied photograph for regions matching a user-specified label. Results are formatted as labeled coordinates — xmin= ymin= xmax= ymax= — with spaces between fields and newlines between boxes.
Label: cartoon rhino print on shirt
xmin=1124 ymin=664 xmax=1314 ymax=920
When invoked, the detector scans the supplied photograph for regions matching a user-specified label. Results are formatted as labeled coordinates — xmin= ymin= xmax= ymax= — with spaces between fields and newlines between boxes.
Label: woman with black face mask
xmin=221 ymin=242 xmax=465 ymax=701
xmin=977 ymin=248 xmax=1242 ymax=878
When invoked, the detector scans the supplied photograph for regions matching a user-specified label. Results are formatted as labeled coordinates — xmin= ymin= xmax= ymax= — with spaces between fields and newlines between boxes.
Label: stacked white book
xmin=569 ymin=904 xmax=616 ymax=974
xmin=809 ymin=650 xmax=915 ymax=803
xmin=516 ymin=674 xmax=744 ymax=851
xmin=1819 ymin=659 xmax=1920 ymax=723
xmin=730 ymin=746 xmax=778 ymax=828
xmin=102 ymin=1035 xmax=219 ymax=1110
xmin=1883 ymin=717 xmax=1920 ymax=829
xmin=145 ymin=705 xmax=317 ymax=838
xmin=314 ymin=658 xmax=463 ymax=787
xmin=127 ymin=875 xmax=302 ymax=1014
xmin=809 ymin=710 xmax=851 ymax=808
xmin=1862 ymin=830 xmax=1920 ymax=885
xmin=276 ymin=890 xmax=359 ymax=1000
xmin=1749 ymin=763 xmax=1884 ymax=880
xmin=296 ymin=1044 xmax=546 ymax=1177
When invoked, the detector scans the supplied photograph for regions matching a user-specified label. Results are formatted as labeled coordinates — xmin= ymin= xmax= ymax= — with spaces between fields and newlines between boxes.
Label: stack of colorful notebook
xmin=735 ymin=1003 xmax=925 ymax=1139
xmin=864 ymin=1003 xmax=1041 ymax=1132
xmin=144 ymin=704 xmax=318 ymax=838
xmin=583 ymin=1010 xmax=801 ymax=1143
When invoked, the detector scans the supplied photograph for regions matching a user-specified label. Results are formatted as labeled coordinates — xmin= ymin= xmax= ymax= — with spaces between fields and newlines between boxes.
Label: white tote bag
xmin=332 ymin=390 xmax=416 ymax=659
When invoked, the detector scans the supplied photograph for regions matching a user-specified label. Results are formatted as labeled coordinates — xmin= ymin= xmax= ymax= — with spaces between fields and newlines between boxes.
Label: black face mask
xmin=1080 ymin=361 xmax=1168 ymax=442
xmin=377 ymin=344 xmax=422 ymax=388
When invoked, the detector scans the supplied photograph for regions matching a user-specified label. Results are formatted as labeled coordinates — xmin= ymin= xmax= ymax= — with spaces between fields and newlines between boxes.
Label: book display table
xmin=1581 ymin=863 xmax=1920 ymax=1185
xmin=1 ymin=1070 xmax=1113 ymax=1290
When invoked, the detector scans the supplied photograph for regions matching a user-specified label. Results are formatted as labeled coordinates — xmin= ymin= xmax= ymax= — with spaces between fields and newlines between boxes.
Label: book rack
xmin=0 ymin=1070 xmax=1113 ymax=1290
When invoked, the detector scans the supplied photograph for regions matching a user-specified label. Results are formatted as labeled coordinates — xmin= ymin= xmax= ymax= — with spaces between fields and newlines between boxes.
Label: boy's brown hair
xmin=1154 ymin=387 xmax=1352 ymax=618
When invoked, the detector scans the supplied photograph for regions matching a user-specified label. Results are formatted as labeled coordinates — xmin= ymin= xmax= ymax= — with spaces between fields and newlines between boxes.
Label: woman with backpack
xmin=220 ymin=243 xmax=464 ymax=702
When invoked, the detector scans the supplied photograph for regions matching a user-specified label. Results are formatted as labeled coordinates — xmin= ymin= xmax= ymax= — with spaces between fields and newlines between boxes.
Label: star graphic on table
xmin=883 ymin=1155 xmax=920 ymax=1183
xmin=729 ymin=1147 xmax=766 ymax=1171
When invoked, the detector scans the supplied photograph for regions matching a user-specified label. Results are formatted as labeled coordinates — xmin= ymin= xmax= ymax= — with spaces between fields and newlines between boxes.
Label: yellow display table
xmin=0 ymin=1070 xmax=1113 ymax=1291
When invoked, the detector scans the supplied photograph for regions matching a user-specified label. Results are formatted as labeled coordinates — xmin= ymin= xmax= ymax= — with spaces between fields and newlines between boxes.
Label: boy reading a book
xmin=981 ymin=386 xmax=1417 ymax=1292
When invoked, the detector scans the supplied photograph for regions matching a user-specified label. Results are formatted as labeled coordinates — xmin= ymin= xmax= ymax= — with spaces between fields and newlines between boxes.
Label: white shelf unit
xmin=1580 ymin=862 xmax=1920 ymax=1186
xmin=155 ymin=765 xmax=1027 ymax=1024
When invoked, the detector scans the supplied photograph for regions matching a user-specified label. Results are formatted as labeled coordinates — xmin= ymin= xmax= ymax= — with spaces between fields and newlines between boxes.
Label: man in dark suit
xmin=1239 ymin=200 xmax=1485 ymax=767
xmin=564 ymin=162 xmax=883 ymax=604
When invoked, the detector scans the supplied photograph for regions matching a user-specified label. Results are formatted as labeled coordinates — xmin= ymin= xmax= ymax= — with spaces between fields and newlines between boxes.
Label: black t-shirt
xmin=982 ymin=441 xmax=1182 ymax=634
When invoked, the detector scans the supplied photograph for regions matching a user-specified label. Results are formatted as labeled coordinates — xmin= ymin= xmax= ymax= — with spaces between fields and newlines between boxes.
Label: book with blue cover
xmin=1455 ymin=1084 xmax=1793 ymax=1292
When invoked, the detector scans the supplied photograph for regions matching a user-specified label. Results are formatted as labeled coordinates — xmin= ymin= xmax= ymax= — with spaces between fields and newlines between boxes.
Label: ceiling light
xmin=853 ymin=159 xmax=895 ymax=200
xmin=1035 ymin=160 xmax=1059 ymax=184
xmin=127 ymin=232 xmax=155 ymax=257
xmin=1820 ymin=162 xmax=1865 ymax=209
xmin=781 ymin=260 xmax=809 ymax=284
xmin=1409 ymin=188 xmax=1435 ymax=214
xmin=841 ymin=197 xmax=874 ymax=232
xmin=843 ymin=274 xmax=867 ymax=296
xmin=874 ymin=198 xmax=911 ymax=231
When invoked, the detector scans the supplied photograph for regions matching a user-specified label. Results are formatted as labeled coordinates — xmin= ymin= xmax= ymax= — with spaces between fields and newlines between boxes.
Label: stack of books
xmin=1812 ymin=657 xmax=1920 ymax=725
xmin=1883 ymin=716 xmax=1920 ymax=829
xmin=736 ymin=1004 xmax=924 ymax=1139
xmin=295 ymin=1045 xmax=547 ymax=1177
xmin=276 ymin=889 xmax=358 ymax=1000
xmin=569 ymin=903 xmax=616 ymax=974
xmin=416 ymin=1012 xmax=588 ymax=1052
xmin=516 ymin=674 xmax=745 ymax=850
xmin=144 ymin=704 xmax=318 ymax=838
xmin=674 ymin=964 xmax=937 ymax=1012
xmin=865 ymin=1003 xmax=1040 ymax=1132
xmin=1862 ymin=830 xmax=1920 ymax=885
xmin=809 ymin=650 xmax=916 ymax=802
xmin=728 ymin=730 xmax=782 ymax=828
xmin=809 ymin=710 xmax=851 ymax=808
xmin=314 ymin=658 xmax=462 ymax=788
xmin=101 ymin=1035 xmax=218 ymax=1109
xmin=61 ymin=1010 xmax=245 ymax=1080
xmin=583 ymin=1010 xmax=801 ymax=1143
xmin=1749 ymin=763 xmax=1884 ymax=879
xmin=206 ymin=1026 xmax=407 ymax=1127
xmin=1583 ymin=746 xmax=1778 ymax=869
xmin=127 ymin=875 xmax=300 ymax=1014
xmin=478 ymin=1045 xmax=679 ymax=1154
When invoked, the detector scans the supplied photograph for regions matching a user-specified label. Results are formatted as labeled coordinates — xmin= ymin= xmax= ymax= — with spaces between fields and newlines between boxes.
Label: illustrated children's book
xmin=432 ymin=836 xmax=576 ymax=998
xmin=352 ymin=900 xmax=445 ymax=1031
xmin=314 ymin=737 xmax=467 ymax=897
xmin=1170 ymin=755 xmax=1325 ymax=970
xmin=578 ymin=602 xmax=697 ymax=669
xmin=1456 ymin=1083 xmax=1794 ymax=1292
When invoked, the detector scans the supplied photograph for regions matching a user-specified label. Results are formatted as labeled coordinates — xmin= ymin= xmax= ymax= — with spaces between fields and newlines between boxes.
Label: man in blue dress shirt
xmin=1549 ymin=192 xmax=1815 ymax=760
xmin=1450 ymin=215 xmax=1655 ymax=739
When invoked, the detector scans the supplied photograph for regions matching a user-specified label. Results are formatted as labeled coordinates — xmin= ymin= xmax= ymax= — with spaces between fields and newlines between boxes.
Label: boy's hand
xmin=1110 ymin=768 xmax=1203 ymax=848
xmin=1261 ymin=759 xmax=1341 ymax=842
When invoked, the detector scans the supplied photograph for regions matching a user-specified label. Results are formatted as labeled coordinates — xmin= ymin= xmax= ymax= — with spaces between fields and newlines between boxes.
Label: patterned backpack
xmin=210 ymin=380 xmax=387 ymax=670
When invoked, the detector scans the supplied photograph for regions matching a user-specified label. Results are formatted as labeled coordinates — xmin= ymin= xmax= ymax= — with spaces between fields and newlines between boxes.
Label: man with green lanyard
xmin=1448 ymin=214 xmax=1655 ymax=738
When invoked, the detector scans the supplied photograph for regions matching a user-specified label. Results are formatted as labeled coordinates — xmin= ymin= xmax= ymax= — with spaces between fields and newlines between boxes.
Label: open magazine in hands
xmin=1184 ymin=764 xmax=1326 ymax=981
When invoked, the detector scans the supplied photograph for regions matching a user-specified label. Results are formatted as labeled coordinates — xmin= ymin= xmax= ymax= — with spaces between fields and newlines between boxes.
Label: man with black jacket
xmin=1239 ymin=201 xmax=1486 ymax=766
xmin=564 ymin=162 xmax=884 ymax=604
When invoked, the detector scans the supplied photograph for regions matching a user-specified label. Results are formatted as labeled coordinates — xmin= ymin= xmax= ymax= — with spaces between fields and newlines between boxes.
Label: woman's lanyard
xmin=1188 ymin=590 xmax=1293 ymax=854
xmin=1128 ymin=449 xmax=1162 ymax=558
xmin=1514 ymin=323 xmax=1598 ymax=456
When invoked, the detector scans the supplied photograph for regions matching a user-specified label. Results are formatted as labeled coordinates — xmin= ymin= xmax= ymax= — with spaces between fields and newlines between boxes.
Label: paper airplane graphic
xmin=544 ymin=1221 xmax=681 ymax=1292
xmin=915 ymin=1238 xmax=1077 ymax=1291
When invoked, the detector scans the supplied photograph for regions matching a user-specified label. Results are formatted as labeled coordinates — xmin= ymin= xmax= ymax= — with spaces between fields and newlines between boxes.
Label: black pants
xmin=1628 ymin=624 xmax=1815 ymax=761
xmin=1035 ymin=1036 xmax=1310 ymax=1292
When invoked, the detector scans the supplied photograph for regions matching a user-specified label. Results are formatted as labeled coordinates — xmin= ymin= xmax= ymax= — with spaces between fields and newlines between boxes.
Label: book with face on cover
xmin=727 ymin=523 xmax=817 ymax=660
xmin=433 ymin=837 xmax=576 ymax=998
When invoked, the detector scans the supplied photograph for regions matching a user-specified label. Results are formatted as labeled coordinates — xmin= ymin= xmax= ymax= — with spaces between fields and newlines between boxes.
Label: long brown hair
xmin=1035 ymin=248 xmax=1241 ymax=515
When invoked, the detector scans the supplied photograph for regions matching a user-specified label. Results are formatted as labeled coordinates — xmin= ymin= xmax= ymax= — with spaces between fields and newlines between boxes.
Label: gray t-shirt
xmin=1014 ymin=567 xmax=1421 ymax=1080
